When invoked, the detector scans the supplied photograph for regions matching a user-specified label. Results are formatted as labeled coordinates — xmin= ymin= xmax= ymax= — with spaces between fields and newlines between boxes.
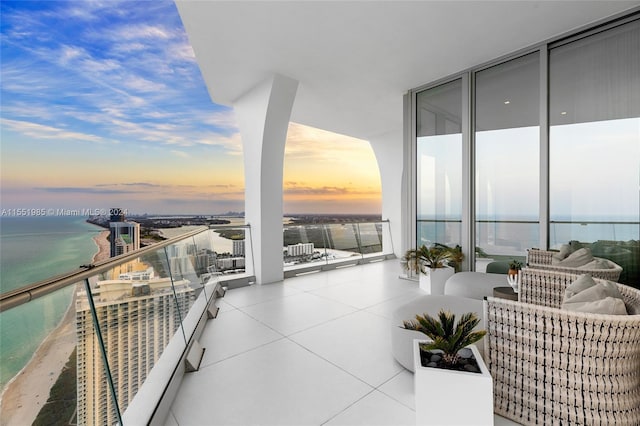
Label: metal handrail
xmin=0 ymin=225 xmax=212 ymax=312
xmin=283 ymin=219 xmax=389 ymax=227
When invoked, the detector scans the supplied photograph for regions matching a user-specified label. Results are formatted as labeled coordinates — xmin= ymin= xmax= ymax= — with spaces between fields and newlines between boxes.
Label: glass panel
xmin=283 ymin=224 xmax=328 ymax=270
xmin=549 ymin=19 xmax=640 ymax=285
xmin=416 ymin=79 xmax=463 ymax=248
xmin=210 ymin=226 xmax=249 ymax=278
xmin=323 ymin=223 xmax=363 ymax=264
xmin=0 ymin=286 xmax=79 ymax=425
xmin=76 ymin=246 xmax=194 ymax=424
xmin=475 ymin=52 xmax=540 ymax=259
xmin=357 ymin=222 xmax=384 ymax=257
xmin=186 ymin=231 xmax=218 ymax=301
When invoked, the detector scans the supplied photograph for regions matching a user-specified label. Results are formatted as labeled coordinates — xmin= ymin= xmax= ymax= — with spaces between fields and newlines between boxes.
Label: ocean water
xmin=0 ymin=216 xmax=102 ymax=389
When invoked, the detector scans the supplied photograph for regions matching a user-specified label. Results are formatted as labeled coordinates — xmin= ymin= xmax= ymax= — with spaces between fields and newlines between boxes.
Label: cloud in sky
xmin=0 ymin=0 xmax=381 ymax=215
xmin=1 ymin=118 xmax=105 ymax=143
xmin=35 ymin=186 xmax=137 ymax=195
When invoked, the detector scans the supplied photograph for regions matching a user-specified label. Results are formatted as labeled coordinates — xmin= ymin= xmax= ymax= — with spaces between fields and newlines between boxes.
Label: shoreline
xmin=0 ymin=290 xmax=77 ymax=426
xmin=92 ymin=230 xmax=111 ymax=263
xmin=0 ymin=230 xmax=109 ymax=424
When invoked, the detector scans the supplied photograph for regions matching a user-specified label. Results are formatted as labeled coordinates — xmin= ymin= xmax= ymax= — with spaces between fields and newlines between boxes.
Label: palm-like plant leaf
xmin=402 ymin=309 xmax=486 ymax=366
xmin=402 ymin=243 xmax=460 ymax=272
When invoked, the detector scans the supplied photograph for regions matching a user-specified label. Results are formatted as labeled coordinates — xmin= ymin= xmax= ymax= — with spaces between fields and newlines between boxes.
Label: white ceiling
xmin=176 ymin=1 xmax=638 ymax=141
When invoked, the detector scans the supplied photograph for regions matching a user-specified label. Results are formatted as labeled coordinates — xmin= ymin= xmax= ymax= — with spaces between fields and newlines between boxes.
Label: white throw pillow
xmin=562 ymin=273 xmax=627 ymax=315
xmin=552 ymin=244 xmax=571 ymax=263
xmin=563 ymin=274 xmax=598 ymax=299
xmin=557 ymin=247 xmax=594 ymax=267
xmin=577 ymin=258 xmax=611 ymax=270
xmin=563 ymin=297 xmax=628 ymax=315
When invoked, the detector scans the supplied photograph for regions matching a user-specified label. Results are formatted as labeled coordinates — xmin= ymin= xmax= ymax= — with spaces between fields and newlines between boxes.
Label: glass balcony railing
xmin=0 ymin=225 xmax=247 ymax=425
xmin=0 ymin=220 xmax=392 ymax=425
xmin=416 ymin=219 xmax=462 ymax=249
xmin=283 ymin=221 xmax=393 ymax=274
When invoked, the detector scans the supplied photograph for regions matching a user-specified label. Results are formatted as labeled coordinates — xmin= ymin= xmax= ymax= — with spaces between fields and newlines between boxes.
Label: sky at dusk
xmin=0 ymin=0 xmax=382 ymax=216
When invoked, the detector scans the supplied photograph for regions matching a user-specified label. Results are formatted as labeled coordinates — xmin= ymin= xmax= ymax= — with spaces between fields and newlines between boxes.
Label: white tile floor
xmin=165 ymin=260 xmax=520 ymax=425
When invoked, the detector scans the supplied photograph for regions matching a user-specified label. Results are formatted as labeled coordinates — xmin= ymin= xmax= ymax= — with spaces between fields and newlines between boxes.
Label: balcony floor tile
xmin=323 ymin=389 xmax=416 ymax=426
xmin=290 ymin=310 xmax=403 ymax=387
xmin=310 ymin=277 xmax=417 ymax=310
xmin=169 ymin=338 xmax=372 ymax=425
xmin=378 ymin=370 xmax=415 ymax=410
xmin=239 ymin=292 xmax=357 ymax=336
xmin=198 ymin=308 xmax=284 ymax=367
xmin=221 ymin=280 xmax=303 ymax=308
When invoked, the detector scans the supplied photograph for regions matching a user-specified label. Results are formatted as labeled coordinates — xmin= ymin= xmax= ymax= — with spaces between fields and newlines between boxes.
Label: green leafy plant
xmin=402 ymin=244 xmax=463 ymax=273
xmin=508 ymin=260 xmax=523 ymax=270
xmin=475 ymin=246 xmax=489 ymax=258
xmin=402 ymin=309 xmax=486 ymax=366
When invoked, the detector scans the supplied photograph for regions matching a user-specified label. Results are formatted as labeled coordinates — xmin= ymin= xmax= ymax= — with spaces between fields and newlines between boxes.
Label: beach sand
xmin=0 ymin=230 xmax=110 ymax=425
xmin=92 ymin=230 xmax=111 ymax=263
xmin=0 ymin=294 xmax=77 ymax=426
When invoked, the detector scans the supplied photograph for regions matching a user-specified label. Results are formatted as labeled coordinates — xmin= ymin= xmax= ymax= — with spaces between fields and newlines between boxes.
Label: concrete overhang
xmin=176 ymin=1 xmax=638 ymax=141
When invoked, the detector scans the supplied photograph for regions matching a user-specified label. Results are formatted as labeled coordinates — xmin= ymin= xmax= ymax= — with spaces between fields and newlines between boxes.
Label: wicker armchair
xmin=527 ymin=248 xmax=623 ymax=281
xmin=484 ymin=268 xmax=640 ymax=425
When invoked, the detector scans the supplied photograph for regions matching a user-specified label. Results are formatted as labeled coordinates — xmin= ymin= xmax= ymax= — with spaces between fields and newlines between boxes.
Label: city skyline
xmin=0 ymin=0 xmax=382 ymax=216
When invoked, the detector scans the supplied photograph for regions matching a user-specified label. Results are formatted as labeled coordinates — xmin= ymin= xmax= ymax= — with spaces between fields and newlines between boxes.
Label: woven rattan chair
xmin=484 ymin=268 xmax=640 ymax=425
xmin=527 ymin=248 xmax=623 ymax=281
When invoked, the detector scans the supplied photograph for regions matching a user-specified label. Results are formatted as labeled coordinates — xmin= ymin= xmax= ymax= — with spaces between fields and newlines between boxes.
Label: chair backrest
xmin=526 ymin=248 xmax=623 ymax=281
xmin=518 ymin=267 xmax=640 ymax=312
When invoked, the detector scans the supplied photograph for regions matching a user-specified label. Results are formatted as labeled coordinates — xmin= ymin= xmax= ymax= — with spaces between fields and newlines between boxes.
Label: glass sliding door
xmin=549 ymin=18 xmax=640 ymax=283
xmin=475 ymin=53 xmax=540 ymax=262
xmin=416 ymin=79 xmax=462 ymax=249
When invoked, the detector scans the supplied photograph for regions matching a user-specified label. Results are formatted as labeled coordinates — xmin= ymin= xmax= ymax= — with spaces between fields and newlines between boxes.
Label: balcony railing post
xmin=164 ymin=246 xmax=188 ymax=346
xmin=322 ymin=224 xmax=330 ymax=266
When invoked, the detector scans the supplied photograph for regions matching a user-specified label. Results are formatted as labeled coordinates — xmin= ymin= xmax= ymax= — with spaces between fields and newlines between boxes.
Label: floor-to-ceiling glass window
xmin=475 ymin=53 xmax=540 ymax=263
xmin=549 ymin=18 xmax=639 ymax=283
xmin=416 ymin=79 xmax=462 ymax=248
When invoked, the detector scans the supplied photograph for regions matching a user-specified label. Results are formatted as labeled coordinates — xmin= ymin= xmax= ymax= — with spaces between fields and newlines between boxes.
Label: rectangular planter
xmin=413 ymin=339 xmax=493 ymax=425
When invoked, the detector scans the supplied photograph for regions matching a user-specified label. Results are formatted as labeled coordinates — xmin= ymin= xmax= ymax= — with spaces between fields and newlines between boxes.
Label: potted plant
xmin=402 ymin=244 xmax=462 ymax=294
xmin=403 ymin=310 xmax=493 ymax=425
xmin=508 ymin=259 xmax=523 ymax=277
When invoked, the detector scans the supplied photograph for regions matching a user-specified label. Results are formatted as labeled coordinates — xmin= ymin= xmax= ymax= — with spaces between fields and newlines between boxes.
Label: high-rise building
xmin=75 ymin=269 xmax=195 ymax=425
xmin=109 ymin=208 xmax=125 ymax=223
xmin=232 ymin=240 xmax=245 ymax=257
xmin=109 ymin=222 xmax=140 ymax=257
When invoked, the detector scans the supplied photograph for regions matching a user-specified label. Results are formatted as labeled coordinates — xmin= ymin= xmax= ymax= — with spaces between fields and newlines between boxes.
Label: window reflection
xmin=548 ymin=18 xmax=639 ymax=284
xmin=416 ymin=79 xmax=462 ymax=247
xmin=475 ymin=53 xmax=540 ymax=258
xmin=549 ymin=19 xmax=640 ymax=247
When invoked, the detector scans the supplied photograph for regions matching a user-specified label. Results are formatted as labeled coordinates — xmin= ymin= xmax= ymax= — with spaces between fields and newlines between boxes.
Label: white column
xmin=233 ymin=74 xmax=298 ymax=284
xmin=369 ymin=128 xmax=406 ymax=258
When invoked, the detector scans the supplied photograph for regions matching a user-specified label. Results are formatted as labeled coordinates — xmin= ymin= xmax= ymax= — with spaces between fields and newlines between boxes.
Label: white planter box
xmin=413 ymin=340 xmax=493 ymax=426
xmin=418 ymin=266 xmax=454 ymax=295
